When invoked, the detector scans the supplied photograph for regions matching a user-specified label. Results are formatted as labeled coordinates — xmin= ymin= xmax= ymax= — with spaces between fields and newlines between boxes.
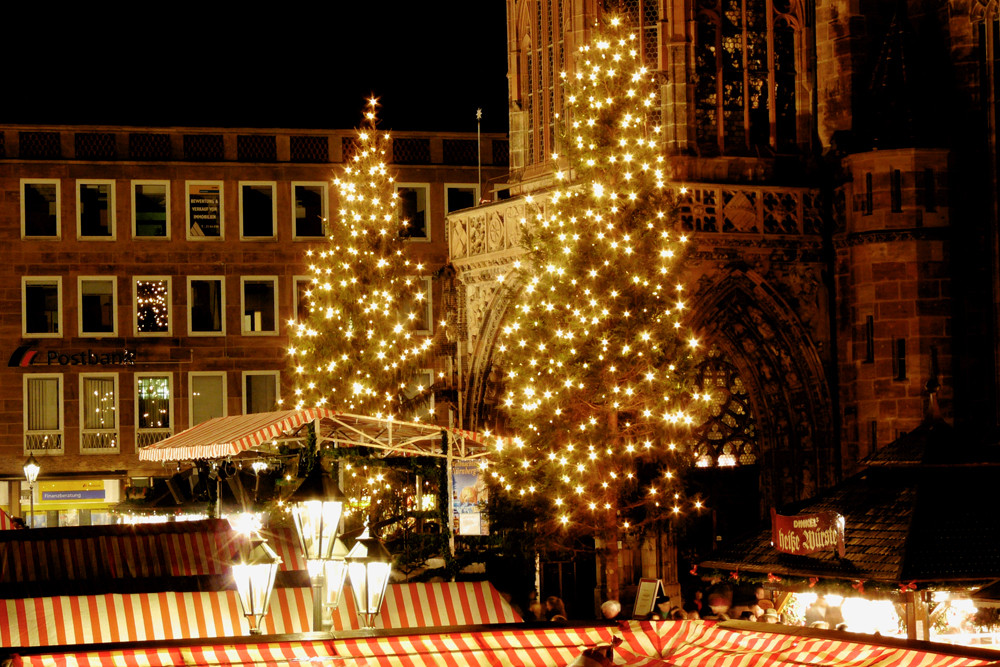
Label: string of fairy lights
xmin=287 ymin=99 xmax=436 ymax=422
xmin=487 ymin=18 xmax=707 ymax=532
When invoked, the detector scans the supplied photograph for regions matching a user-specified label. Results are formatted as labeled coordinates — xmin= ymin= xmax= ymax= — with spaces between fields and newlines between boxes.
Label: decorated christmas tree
xmin=287 ymin=99 xmax=435 ymax=421
xmin=489 ymin=18 xmax=705 ymax=599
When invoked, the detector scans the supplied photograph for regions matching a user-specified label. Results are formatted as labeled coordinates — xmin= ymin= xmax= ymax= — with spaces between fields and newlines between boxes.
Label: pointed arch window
xmin=693 ymin=347 xmax=759 ymax=467
xmin=694 ymin=0 xmax=800 ymax=154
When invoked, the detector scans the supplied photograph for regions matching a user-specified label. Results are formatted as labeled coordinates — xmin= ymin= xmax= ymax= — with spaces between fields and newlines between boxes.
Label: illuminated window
xmin=241 ymin=277 xmax=278 ymax=334
xmin=189 ymin=372 xmax=227 ymax=427
xmin=293 ymin=182 xmax=327 ymax=238
xmin=132 ymin=181 xmax=170 ymax=238
xmin=243 ymin=371 xmax=279 ymax=414
xmin=136 ymin=374 xmax=173 ymax=447
xmin=692 ymin=346 xmax=759 ymax=467
xmin=239 ymin=182 xmax=276 ymax=238
xmin=22 ymin=276 xmax=62 ymax=337
xmin=186 ymin=181 xmax=224 ymax=239
xmin=403 ymin=369 xmax=435 ymax=417
xmin=694 ymin=0 xmax=799 ymax=153
xmin=397 ymin=184 xmax=430 ymax=240
xmin=24 ymin=374 xmax=63 ymax=454
xmin=134 ymin=277 xmax=171 ymax=336
xmin=77 ymin=180 xmax=115 ymax=239
xmin=188 ymin=277 xmax=225 ymax=335
xmin=21 ymin=179 xmax=60 ymax=238
xmin=80 ymin=373 xmax=119 ymax=454
xmin=445 ymin=184 xmax=479 ymax=213
xmin=78 ymin=277 xmax=117 ymax=337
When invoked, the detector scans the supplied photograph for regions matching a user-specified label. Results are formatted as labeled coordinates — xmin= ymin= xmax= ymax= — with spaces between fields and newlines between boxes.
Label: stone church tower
xmin=447 ymin=0 xmax=999 ymax=544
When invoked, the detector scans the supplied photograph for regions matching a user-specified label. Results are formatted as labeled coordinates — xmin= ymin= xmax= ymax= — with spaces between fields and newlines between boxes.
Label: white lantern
xmin=323 ymin=537 xmax=351 ymax=609
xmin=232 ymin=539 xmax=282 ymax=635
xmin=288 ymin=460 xmax=346 ymax=571
xmin=346 ymin=525 xmax=393 ymax=628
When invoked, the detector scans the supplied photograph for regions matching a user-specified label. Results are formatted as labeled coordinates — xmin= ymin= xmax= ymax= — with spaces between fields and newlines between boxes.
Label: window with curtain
xmin=25 ymin=376 xmax=62 ymax=453
xmin=81 ymin=374 xmax=118 ymax=452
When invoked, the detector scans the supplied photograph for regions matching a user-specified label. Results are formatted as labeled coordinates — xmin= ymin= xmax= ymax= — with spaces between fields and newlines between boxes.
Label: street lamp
xmin=323 ymin=537 xmax=350 ymax=610
xmin=287 ymin=457 xmax=346 ymax=629
xmin=23 ymin=455 xmax=40 ymax=528
xmin=231 ymin=539 xmax=282 ymax=635
xmin=346 ymin=524 xmax=392 ymax=628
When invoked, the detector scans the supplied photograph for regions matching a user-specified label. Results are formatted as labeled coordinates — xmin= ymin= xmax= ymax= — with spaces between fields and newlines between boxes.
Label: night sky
xmin=3 ymin=4 xmax=510 ymax=134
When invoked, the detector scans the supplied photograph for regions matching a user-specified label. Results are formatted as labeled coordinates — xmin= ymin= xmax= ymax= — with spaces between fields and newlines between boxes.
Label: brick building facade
xmin=0 ymin=124 xmax=508 ymax=526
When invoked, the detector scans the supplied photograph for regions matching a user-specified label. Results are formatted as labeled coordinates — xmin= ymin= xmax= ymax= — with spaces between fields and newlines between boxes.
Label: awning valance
xmin=138 ymin=408 xmax=487 ymax=463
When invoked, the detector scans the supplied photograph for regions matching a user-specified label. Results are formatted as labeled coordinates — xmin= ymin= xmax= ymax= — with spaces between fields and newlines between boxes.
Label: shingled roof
xmin=702 ymin=420 xmax=1000 ymax=586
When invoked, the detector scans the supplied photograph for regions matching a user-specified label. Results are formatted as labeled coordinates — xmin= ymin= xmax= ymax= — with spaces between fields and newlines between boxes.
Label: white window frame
xmin=444 ymin=183 xmax=480 ymax=214
xmin=396 ymin=182 xmax=431 ymax=242
xmin=21 ymin=179 xmax=61 ymax=239
xmin=187 ymin=276 xmax=226 ymax=336
xmin=292 ymin=275 xmax=313 ymax=324
xmin=77 ymin=179 xmax=116 ymax=240
xmin=79 ymin=372 xmax=120 ymax=454
xmin=134 ymin=276 xmax=172 ymax=337
xmin=22 ymin=276 xmax=63 ymax=338
xmin=186 ymin=180 xmax=225 ymax=240
xmin=24 ymin=373 xmax=64 ymax=455
xmin=242 ymin=371 xmax=281 ymax=414
xmin=188 ymin=371 xmax=228 ymax=428
xmin=239 ymin=181 xmax=277 ymax=240
xmin=240 ymin=276 xmax=279 ymax=335
xmin=78 ymin=276 xmax=118 ymax=338
xmin=291 ymin=181 xmax=328 ymax=239
xmin=135 ymin=373 xmax=174 ymax=449
xmin=131 ymin=180 xmax=171 ymax=240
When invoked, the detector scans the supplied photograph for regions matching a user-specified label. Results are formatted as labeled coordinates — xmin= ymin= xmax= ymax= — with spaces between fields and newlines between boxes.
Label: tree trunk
xmin=601 ymin=531 xmax=621 ymax=603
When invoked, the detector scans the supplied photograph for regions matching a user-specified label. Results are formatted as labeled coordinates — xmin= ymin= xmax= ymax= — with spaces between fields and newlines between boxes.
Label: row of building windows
xmin=19 ymin=179 xmax=481 ymax=242
xmin=23 ymin=275 xmax=434 ymax=338
xmin=23 ymin=368 xmax=436 ymax=457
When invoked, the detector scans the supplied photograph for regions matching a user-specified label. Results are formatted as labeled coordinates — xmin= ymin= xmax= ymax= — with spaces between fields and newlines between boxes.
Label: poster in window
xmin=188 ymin=184 xmax=221 ymax=237
xmin=452 ymin=459 xmax=488 ymax=536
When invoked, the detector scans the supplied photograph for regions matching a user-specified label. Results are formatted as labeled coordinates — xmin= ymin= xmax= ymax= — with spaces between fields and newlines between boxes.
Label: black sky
xmin=3 ymin=4 xmax=510 ymax=134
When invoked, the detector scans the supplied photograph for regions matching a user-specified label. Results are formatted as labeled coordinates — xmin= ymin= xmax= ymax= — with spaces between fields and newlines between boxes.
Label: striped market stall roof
xmin=11 ymin=620 xmax=998 ymax=667
xmin=0 ymin=588 xmax=310 ymax=647
xmin=0 ymin=520 xmax=236 ymax=588
xmin=329 ymin=581 xmax=522 ymax=630
xmin=139 ymin=408 xmax=487 ymax=463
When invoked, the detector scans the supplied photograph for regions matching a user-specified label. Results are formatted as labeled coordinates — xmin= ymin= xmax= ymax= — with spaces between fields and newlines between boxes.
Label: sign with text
xmin=188 ymin=184 xmax=221 ymax=237
xmin=452 ymin=460 xmax=488 ymax=536
xmin=771 ymin=509 xmax=845 ymax=558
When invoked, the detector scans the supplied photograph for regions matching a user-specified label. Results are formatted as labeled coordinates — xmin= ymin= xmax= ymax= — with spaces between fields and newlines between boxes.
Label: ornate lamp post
xmin=287 ymin=457 xmax=346 ymax=630
xmin=231 ymin=539 xmax=282 ymax=635
xmin=23 ymin=455 xmax=40 ymax=528
xmin=345 ymin=524 xmax=392 ymax=628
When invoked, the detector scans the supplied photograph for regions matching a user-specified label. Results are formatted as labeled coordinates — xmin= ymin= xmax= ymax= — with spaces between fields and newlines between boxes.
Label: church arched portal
xmin=688 ymin=267 xmax=836 ymax=524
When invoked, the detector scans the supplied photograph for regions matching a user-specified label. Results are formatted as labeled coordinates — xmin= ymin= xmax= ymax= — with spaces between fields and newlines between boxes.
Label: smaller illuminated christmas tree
xmin=288 ymin=99 xmax=435 ymax=420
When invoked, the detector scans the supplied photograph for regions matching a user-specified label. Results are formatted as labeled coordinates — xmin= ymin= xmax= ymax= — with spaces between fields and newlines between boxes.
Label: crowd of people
xmin=514 ymin=584 xmax=847 ymax=630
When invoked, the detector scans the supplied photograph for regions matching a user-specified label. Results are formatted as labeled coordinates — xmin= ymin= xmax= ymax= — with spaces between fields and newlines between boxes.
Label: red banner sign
xmin=771 ymin=509 xmax=845 ymax=558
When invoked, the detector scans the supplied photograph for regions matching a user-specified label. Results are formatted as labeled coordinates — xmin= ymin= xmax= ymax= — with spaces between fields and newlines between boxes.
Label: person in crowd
xmin=761 ymin=609 xmax=780 ymax=623
xmin=669 ymin=606 xmax=687 ymax=620
xmin=683 ymin=601 xmax=701 ymax=620
xmin=546 ymin=595 xmax=567 ymax=622
xmin=528 ymin=601 xmax=545 ymax=621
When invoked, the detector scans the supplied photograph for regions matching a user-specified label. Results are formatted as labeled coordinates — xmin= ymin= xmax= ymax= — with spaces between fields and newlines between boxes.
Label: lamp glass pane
xmin=291 ymin=499 xmax=343 ymax=561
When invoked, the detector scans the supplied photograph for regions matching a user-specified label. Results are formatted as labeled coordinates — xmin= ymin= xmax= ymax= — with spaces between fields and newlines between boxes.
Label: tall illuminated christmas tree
xmin=490 ymin=19 xmax=705 ymax=599
xmin=288 ymin=100 xmax=434 ymax=420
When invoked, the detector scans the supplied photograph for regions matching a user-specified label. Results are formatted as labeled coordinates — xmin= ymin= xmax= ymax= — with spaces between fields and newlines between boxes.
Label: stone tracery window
xmin=695 ymin=0 xmax=800 ymax=154
xmin=693 ymin=346 xmax=759 ymax=467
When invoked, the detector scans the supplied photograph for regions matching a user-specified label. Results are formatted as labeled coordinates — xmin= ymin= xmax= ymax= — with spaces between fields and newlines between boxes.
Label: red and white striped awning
xmin=329 ymin=581 xmax=521 ymax=630
xmin=139 ymin=408 xmax=487 ymax=462
xmin=16 ymin=621 xmax=995 ymax=667
xmin=1 ymin=588 xmax=310 ymax=648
